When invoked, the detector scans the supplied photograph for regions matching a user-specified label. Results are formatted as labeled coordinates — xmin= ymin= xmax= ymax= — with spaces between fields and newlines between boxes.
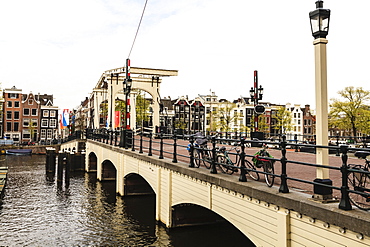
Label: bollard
xmin=57 ymin=152 xmax=65 ymax=184
xmin=45 ymin=148 xmax=56 ymax=173
xmin=64 ymin=152 xmax=71 ymax=188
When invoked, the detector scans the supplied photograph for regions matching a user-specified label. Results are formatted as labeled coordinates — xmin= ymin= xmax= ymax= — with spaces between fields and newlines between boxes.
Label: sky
xmin=1 ymin=0 xmax=369 ymax=111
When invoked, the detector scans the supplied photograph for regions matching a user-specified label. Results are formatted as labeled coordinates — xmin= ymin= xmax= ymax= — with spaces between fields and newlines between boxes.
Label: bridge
xmin=60 ymin=138 xmax=370 ymax=246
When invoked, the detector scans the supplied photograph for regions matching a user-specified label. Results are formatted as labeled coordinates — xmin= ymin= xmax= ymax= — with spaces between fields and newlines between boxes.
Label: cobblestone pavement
xmin=132 ymin=136 xmax=366 ymax=198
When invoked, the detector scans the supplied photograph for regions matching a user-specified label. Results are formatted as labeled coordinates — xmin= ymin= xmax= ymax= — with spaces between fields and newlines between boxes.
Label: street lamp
xmin=309 ymin=0 xmax=332 ymax=200
xmin=249 ymin=70 xmax=264 ymax=132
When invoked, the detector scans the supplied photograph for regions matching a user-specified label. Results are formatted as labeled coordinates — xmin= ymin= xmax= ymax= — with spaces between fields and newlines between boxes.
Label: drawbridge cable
xmin=127 ymin=0 xmax=148 ymax=59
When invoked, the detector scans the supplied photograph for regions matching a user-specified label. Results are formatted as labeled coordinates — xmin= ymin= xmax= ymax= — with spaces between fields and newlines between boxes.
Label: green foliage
xmin=135 ymin=91 xmax=150 ymax=127
xmin=213 ymin=101 xmax=237 ymax=132
xmin=274 ymin=106 xmax=292 ymax=134
xmin=174 ymin=119 xmax=187 ymax=130
xmin=329 ymin=86 xmax=370 ymax=136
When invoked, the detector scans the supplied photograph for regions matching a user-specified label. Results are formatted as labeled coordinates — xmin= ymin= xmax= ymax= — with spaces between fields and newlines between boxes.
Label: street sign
xmin=254 ymin=105 xmax=265 ymax=114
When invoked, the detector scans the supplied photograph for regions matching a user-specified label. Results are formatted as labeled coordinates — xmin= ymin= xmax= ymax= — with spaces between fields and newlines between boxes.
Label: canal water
xmin=0 ymin=155 xmax=254 ymax=246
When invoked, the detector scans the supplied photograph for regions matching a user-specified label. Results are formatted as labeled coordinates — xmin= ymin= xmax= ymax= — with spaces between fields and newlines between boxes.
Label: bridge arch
xmin=124 ymin=173 xmax=155 ymax=196
xmin=171 ymin=203 xmax=257 ymax=246
xmin=87 ymin=152 xmax=97 ymax=172
xmin=101 ymin=160 xmax=116 ymax=181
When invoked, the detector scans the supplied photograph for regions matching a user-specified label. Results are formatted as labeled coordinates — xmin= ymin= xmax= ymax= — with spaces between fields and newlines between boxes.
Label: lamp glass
xmin=309 ymin=7 xmax=330 ymax=39
xmin=258 ymin=85 xmax=264 ymax=95
xmin=249 ymin=88 xmax=254 ymax=98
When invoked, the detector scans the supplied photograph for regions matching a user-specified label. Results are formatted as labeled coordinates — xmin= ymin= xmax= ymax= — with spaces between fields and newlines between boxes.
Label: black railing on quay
xmin=78 ymin=128 xmax=370 ymax=211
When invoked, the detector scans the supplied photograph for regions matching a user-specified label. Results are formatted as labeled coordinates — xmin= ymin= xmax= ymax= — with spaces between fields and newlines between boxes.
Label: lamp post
xmin=249 ymin=70 xmax=264 ymax=132
xmin=309 ymin=0 xmax=332 ymax=200
xmin=249 ymin=70 xmax=264 ymax=146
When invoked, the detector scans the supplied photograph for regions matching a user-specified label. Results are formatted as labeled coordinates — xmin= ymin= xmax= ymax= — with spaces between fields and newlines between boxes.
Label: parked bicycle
xmin=217 ymin=146 xmax=259 ymax=180
xmin=347 ymin=151 xmax=370 ymax=210
xmin=252 ymin=146 xmax=275 ymax=187
xmin=188 ymin=133 xmax=213 ymax=169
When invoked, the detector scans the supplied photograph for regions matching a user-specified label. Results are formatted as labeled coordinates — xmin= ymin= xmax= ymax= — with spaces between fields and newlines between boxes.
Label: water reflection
xmin=0 ymin=155 xmax=254 ymax=246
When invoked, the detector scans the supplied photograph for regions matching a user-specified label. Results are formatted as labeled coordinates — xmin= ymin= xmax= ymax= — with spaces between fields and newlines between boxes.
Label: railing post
xmin=159 ymin=133 xmax=164 ymax=159
xmin=139 ymin=129 xmax=143 ymax=154
xmin=336 ymin=134 xmax=340 ymax=156
xmin=114 ymin=130 xmax=117 ymax=146
xmin=210 ymin=136 xmax=218 ymax=174
xmin=148 ymin=132 xmax=153 ymax=156
xmin=189 ymin=135 xmax=195 ymax=168
xmin=172 ymin=133 xmax=178 ymax=163
xmin=294 ymin=134 xmax=298 ymax=152
xmin=119 ymin=128 xmax=124 ymax=148
xmin=131 ymin=131 xmax=135 ymax=151
xmin=339 ymin=145 xmax=352 ymax=210
xmin=239 ymin=138 xmax=247 ymax=182
xmin=110 ymin=129 xmax=113 ymax=145
xmin=279 ymin=135 xmax=289 ymax=193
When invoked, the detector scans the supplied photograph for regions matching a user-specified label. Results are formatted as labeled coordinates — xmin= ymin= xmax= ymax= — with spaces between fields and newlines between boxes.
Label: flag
xmin=62 ymin=109 xmax=69 ymax=127
xmin=59 ymin=114 xmax=65 ymax=129
xmin=114 ymin=111 xmax=120 ymax=128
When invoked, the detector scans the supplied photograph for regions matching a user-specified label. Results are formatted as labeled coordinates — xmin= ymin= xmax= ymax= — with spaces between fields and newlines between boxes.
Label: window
xmin=8 ymin=93 xmax=18 ymax=99
xmin=43 ymin=110 xmax=49 ymax=117
xmin=31 ymin=119 xmax=38 ymax=127
xmin=14 ymin=101 xmax=20 ymax=108
xmin=47 ymin=129 xmax=52 ymax=139
xmin=50 ymin=119 xmax=56 ymax=128
xmin=13 ymin=134 xmax=19 ymax=142
xmin=41 ymin=119 xmax=48 ymax=127
xmin=14 ymin=111 xmax=19 ymax=120
xmin=6 ymin=122 xmax=11 ymax=131
xmin=14 ymin=122 xmax=19 ymax=131
xmin=7 ymin=101 xmax=12 ymax=107
xmin=23 ymin=119 xmax=30 ymax=127
xmin=6 ymin=111 xmax=12 ymax=119
xmin=28 ymin=99 xmax=33 ymax=105
xmin=31 ymin=109 xmax=37 ymax=116
xmin=41 ymin=129 xmax=46 ymax=139
xmin=50 ymin=110 xmax=56 ymax=117
xmin=24 ymin=109 xmax=30 ymax=116
xmin=23 ymin=130 xmax=30 ymax=139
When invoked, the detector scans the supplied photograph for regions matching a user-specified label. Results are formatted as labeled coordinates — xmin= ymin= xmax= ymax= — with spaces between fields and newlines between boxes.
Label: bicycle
xmin=188 ymin=133 xmax=212 ymax=169
xmin=347 ymin=151 xmax=370 ymax=210
xmin=217 ymin=146 xmax=259 ymax=180
xmin=252 ymin=146 xmax=275 ymax=187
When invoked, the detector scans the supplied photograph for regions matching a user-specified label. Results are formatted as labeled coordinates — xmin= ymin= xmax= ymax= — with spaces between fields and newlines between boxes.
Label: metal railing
xmin=80 ymin=128 xmax=370 ymax=211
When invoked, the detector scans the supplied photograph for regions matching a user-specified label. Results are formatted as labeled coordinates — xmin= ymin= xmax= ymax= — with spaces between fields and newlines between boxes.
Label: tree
xmin=214 ymin=101 xmax=237 ymax=133
xmin=135 ymin=91 xmax=150 ymax=128
xmin=329 ymin=86 xmax=370 ymax=138
xmin=274 ymin=106 xmax=293 ymax=134
xmin=258 ymin=114 xmax=269 ymax=135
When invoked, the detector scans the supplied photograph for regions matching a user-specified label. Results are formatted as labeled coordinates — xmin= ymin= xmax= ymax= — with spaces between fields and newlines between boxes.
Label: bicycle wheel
xmin=201 ymin=151 xmax=212 ymax=169
xmin=217 ymin=155 xmax=234 ymax=175
xmin=263 ymin=161 xmax=275 ymax=187
xmin=192 ymin=149 xmax=200 ymax=168
xmin=244 ymin=160 xmax=259 ymax=181
xmin=348 ymin=166 xmax=370 ymax=210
